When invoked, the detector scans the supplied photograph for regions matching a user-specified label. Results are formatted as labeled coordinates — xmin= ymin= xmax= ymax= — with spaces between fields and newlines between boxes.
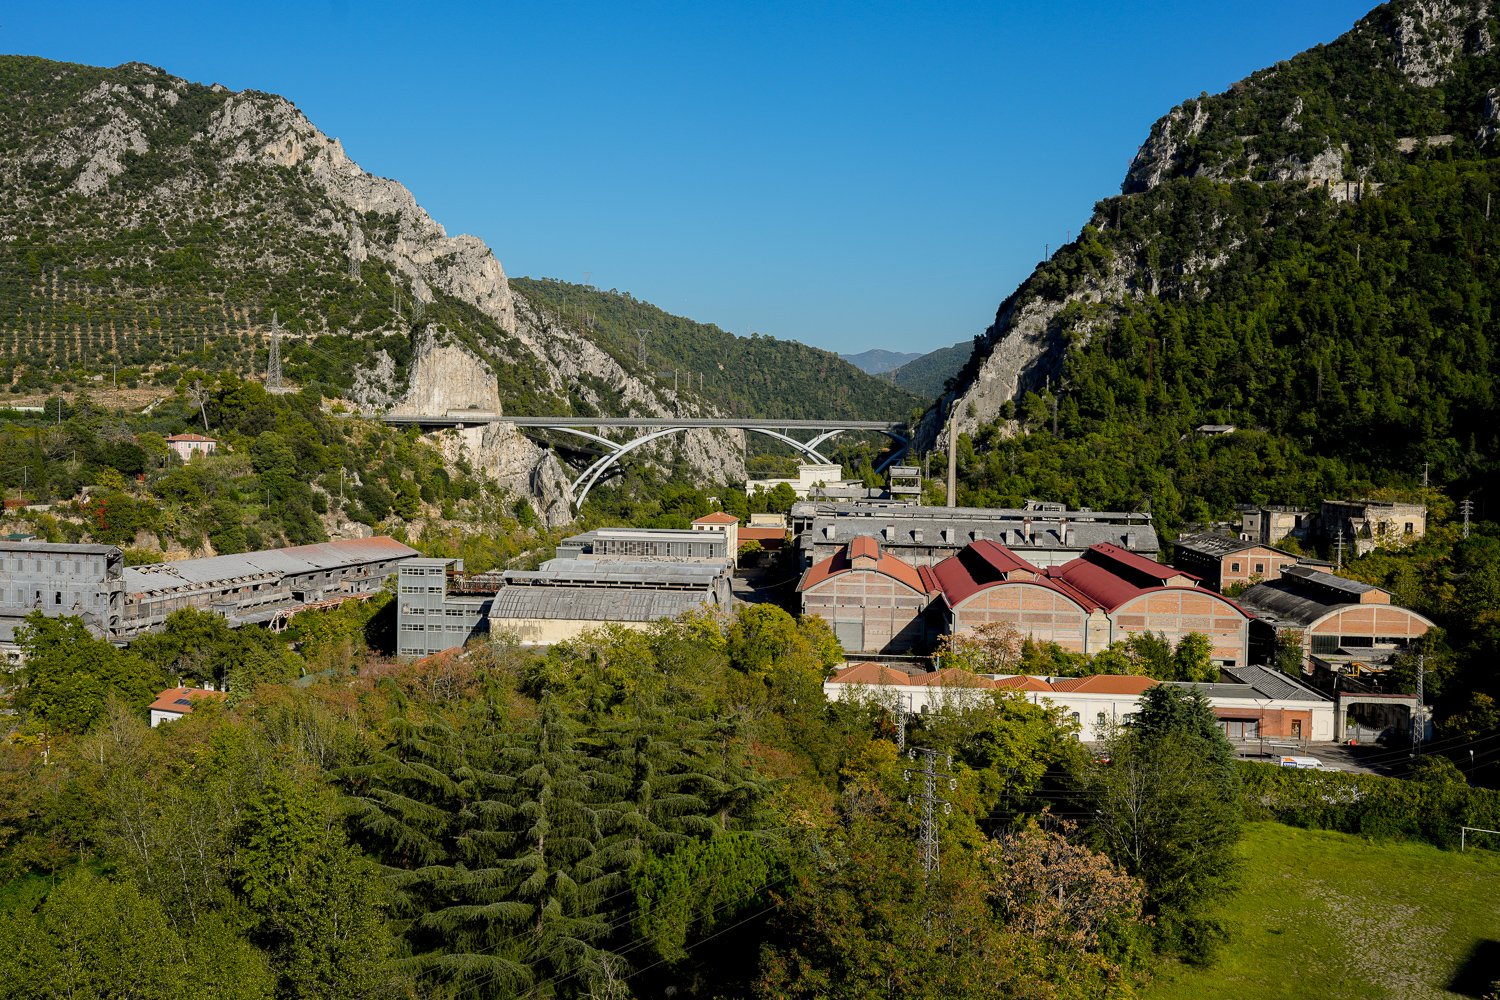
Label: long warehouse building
xmin=1 ymin=536 xmax=416 ymax=664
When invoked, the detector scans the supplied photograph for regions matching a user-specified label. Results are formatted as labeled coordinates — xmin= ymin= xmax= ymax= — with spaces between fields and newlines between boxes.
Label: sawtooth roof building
xmin=488 ymin=559 xmax=730 ymax=647
xmin=1 ymin=536 xmax=416 ymax=665
xmin=791 ymin=500 xmax=1157 ymax=570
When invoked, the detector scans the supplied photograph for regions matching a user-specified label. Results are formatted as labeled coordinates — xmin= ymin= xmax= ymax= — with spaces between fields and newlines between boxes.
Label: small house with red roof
xmin=165 ymin=433 xmax=217 ymax=462
xmin=148 ymin=686 xmax=227 ymax=727
xmin=691 ymin=511 xmax=739 ymax=559
xmin=797 ymin=537 xmax=939 ymax=653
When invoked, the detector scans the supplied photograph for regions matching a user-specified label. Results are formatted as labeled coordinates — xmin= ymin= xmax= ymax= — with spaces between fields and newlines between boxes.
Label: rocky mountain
xmin=924 ymin=0 xmax=1500 ymax=469
xmin=839 ymin=348 xmax=922 ymax=375
xmin=0 ymin=56 xmax=900 ymax=521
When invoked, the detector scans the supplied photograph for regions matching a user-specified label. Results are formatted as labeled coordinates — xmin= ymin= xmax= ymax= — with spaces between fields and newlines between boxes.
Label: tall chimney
xmin=945 ymin=403 xmax=958 ymax=508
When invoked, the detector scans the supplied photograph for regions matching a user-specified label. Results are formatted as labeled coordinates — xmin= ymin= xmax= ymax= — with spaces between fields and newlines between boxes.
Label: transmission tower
xmin=266 ymin=311 xmax=283 ymax=391
xmin=904 ymin=747 xmax=955 ymax=887
xmin=1414 ymin=652 xmax=1425 ymax=749
xmin=635 ymin=327 xmax=649 ymax=367
xmin=893 ymin=692 xmax=915 ymax=751
xmin=1461 ymin=498 xmax=1474 ymax=539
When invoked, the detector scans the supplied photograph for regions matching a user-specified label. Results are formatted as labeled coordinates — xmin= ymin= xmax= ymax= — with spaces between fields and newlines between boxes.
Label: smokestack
xmin=946 ymin=403 xmax=957 ymax=508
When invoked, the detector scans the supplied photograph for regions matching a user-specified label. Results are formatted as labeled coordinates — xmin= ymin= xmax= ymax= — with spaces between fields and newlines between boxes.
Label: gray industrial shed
xmin=791 ymin=501 xmax=1159 ymax=569
xmin=489 ymin=560 xmax=729 ymax=646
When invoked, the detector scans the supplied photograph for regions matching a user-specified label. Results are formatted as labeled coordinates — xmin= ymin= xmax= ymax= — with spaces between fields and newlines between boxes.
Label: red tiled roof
xmin=740 ymin=526 xmax=786 ymax=542
xmin=798 ymin=539 xmax=933 ymax=595
xmin=993 ymin=674 xmax=1055 ymax=692
xmin=931 ymin=541 xmax=1086 ymax=609
xmin=828 ymin=661 xmax=919 ymax=686
xmin=148 ymin=686 xmax=227 ymax=715
xmin=913 ymin=667 xmax=999 ymax=688
xmin=693 ymin=512 xmax=740 ymax=525
xmin=166 ymin=433 xmax=215 ymax=443
xmin=1049 ymin=675 xmax=1160 ymax=695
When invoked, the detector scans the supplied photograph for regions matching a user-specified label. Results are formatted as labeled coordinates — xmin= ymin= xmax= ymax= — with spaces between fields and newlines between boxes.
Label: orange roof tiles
xmin=1049 ymin=675 xmax=1160 ymax=695
xmin=798 ymin=539 xmax=934 ymax=596
xmin=693 ymin=512 xmax=740 ymax=525
xmin=148 ymin=686 xmax=227 ymax=715
xmin=828 ymin=661 xmax=921 ymax=686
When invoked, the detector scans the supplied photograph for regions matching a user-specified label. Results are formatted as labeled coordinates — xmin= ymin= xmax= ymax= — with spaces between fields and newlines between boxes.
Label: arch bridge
xmin=380 ymin=413 xmax=911 ymax=510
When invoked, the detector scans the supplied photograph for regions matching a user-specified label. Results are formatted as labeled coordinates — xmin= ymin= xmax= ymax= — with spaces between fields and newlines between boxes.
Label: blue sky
xmin=6 ymin=1 xmax=1376 ymax=355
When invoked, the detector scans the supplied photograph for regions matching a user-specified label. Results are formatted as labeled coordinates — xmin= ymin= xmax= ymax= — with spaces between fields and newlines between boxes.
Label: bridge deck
xmin=381 ymin=414 xmax=905 ymax=430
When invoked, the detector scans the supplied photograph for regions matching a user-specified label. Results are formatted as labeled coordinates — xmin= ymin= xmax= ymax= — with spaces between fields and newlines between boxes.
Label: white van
xmin=1278 ymin=755 xmax=1324 ymax=769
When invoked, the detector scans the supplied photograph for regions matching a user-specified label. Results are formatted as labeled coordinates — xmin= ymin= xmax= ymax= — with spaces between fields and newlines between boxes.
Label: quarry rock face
xmin=389 ymin=328 xmax=503 ymax=417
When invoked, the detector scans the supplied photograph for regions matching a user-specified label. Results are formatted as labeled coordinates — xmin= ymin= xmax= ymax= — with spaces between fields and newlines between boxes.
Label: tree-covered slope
xmin=889 ymin=339 xmax=971 ymax=398
xmin=934 ymin=0 xmax=1500 ymax=526
xmin=512 ymin=278 xmax=922 ymax=421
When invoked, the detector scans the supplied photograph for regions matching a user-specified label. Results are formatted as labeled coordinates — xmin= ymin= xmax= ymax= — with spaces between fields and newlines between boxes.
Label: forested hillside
xmin=889 ymin=339 xmax=971 ymax=398
xmin=938 ymin=0 xmax=1500 ymax=528
xmin=513 ymin=279 xmax=922 ymax=421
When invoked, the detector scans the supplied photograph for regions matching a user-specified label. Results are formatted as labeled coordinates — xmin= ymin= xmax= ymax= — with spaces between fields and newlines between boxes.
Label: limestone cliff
xmin=430 ymin=423 xmax=574 ymax=529
xmin=928 ymin=0 xmax=1500 ymax=448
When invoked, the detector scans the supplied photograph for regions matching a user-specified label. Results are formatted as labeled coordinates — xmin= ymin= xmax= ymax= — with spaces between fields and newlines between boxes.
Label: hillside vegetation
xmin=513 ymin=278 xmax=922 ymax=421
xmin=941 ymin=0 xmax=1500 ymax=528
xmin=890 ymin=339 xmax=972 ymax=398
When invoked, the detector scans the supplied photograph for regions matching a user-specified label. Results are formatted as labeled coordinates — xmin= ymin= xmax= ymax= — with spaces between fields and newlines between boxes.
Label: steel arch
xmin=570 ymin=425 xmax=836 ymax=510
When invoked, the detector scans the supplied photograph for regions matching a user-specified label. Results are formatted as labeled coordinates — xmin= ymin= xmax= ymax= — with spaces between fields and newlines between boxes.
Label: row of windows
xmin=398 ymin=585 xmax=447 ymax=595
xmin=398 ymin=622 xmax=473 ymax=633
xmin=1310 ymin=634 xmax=1412 ymax=653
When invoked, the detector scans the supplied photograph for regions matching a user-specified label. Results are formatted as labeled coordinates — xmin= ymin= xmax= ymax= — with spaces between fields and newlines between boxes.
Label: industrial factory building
xmin=791 ymin=500 xmax=1158 ymax=569
xmin=1 ymin=536 xmax=417 ymax=664
xmin=396 ymin=527 xmax=737 ymax=656
xmin=796 ymin=537 xmax=1252 ymax=666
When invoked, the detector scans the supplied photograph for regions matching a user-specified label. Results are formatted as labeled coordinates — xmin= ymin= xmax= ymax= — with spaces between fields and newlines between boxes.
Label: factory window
xmin=1096 ymin=712 xmax=1107 ymax=729
xmin=1254 ymin=563 xmax=1265 ymax=575
xmin=1230 ymin=562 xmax=1241 ymax=573
xmin=54 ymin=592 xmax=61 ymax=606
xmin=1310 ymin=634 xmax=1339 ymax=654
xmin=1405 ymin=522 xmax=1415 ymax=534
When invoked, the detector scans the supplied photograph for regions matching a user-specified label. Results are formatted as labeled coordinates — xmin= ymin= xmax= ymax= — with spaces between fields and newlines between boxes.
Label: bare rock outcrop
xmin=389 ymin=327 xmax=502 ymax=416
xmin=431 ymin=423 xmax=574 ymax=528
xmin=198 ymin=94 xmax=516 ymax=333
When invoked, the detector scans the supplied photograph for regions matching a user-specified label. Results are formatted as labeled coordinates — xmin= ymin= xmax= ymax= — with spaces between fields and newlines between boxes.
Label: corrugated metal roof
xmin=489 ymin=585 xmax=714 ymax=622
xmin=517 ymin=559 xmax=724 ymax=587
xmin=0 ymin=541 xmax=119 ymax=556
xmin=1222 ymin=664 xmax=1329 ymax=701
xmin=124 ymin=537 xmax=416 ymax=594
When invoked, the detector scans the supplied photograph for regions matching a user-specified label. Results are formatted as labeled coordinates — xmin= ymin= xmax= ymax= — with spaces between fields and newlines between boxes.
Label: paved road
xmin=1235 ymin=741 xmax=1408 ymax=776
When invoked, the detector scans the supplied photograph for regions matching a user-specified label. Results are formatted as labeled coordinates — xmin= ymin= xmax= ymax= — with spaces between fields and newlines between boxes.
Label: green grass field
xmin=1145 ymin=822 xmax=1500 ymax=1000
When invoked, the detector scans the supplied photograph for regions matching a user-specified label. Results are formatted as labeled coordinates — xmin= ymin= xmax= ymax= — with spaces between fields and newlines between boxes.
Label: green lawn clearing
xmin=1145 ymin=822 xmax=1500 ymax=1000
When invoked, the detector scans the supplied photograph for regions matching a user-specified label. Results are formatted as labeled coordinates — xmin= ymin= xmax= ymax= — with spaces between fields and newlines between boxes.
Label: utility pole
xmin=1422 ymin=461 xmax=1429 ymax=489
xmin=1461 ymin=498 xmax=1474 ymax=539
xmin=904 ymin=747 xmax=955 ymax=914
xmin=266 ymin=311 xmax=283 ymax=391
xmin=1335 ymin=525 xmax=1345 ymax=570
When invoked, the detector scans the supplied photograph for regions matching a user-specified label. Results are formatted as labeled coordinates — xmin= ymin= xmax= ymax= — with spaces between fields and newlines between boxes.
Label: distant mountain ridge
xmin=0 ymin=55 xmax=916 ymax=516
xmin=839 ymin=348 xmax=922 ymax=375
